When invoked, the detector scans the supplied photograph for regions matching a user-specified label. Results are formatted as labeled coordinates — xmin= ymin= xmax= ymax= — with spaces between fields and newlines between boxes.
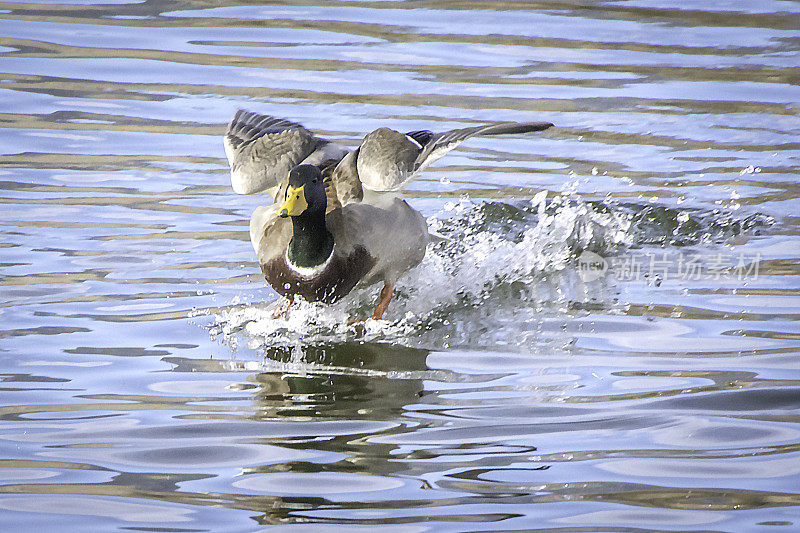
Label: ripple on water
xmin=596 ymin=455 xmax=800 ymax=480
xmin=651 ymin=416 xmax=800 ymax=448
xmin=0 ymin=495 xmax=195 ymax=523
xmin=233 ymin=472 xmax=409 ymax=499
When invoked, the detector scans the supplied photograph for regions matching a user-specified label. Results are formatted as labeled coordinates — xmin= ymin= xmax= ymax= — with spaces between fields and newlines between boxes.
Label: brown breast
xmin=261 ymin=245 xmax=376 ymax=304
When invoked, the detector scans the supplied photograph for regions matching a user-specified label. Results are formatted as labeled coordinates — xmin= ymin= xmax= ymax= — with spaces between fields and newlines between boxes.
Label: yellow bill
xmin=279 ymin=185 xmax=308 ymax=217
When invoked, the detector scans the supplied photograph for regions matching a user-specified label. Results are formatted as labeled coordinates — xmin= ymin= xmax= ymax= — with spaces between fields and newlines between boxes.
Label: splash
xmin=622 ymin=202 xmax=772 ymax=246
xmin=208 ymin=192 xmax=635 ymax=351
xmin=206 ymin=190 xmax=772 ymax=352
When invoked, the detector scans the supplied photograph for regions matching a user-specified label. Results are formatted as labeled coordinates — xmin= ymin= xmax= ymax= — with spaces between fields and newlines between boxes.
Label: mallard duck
xmin=224 ymin=110 xmax=552 ymax=320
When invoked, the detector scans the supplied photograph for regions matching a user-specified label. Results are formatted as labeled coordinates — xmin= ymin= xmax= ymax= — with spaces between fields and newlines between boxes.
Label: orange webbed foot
xmin=348 ymin=282 xmax=394 ymax=324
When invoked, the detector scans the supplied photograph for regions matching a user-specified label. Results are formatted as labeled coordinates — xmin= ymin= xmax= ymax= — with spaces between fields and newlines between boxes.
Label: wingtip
xmin=521 ymin=121 xmax=554 ymax=132
xmin=479 ymin=121 xmax=554 ymax=136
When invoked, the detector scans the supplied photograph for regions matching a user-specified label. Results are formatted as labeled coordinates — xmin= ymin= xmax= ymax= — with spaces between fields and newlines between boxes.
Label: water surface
xmin=1 ymin=0 xmax=799 ymax=531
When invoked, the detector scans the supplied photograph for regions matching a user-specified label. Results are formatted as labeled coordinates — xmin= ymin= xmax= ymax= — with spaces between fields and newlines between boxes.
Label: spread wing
xmin=355 ymin=121 xmax=553 ymax=192
xmin=224 ymin=110 xmax=330 ymax=195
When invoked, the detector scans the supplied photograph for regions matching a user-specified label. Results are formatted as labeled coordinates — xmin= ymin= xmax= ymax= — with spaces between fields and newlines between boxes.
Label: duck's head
xmin=279 ymin=165 xmax=326 ymax=218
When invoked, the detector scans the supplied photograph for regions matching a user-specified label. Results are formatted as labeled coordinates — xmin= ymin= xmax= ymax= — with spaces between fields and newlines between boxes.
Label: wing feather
xmin=413 ymin=121 xmax=553 ymax=174
xmin=327 ymin=149 xmax=363 ymax=208
xmin=225 ymin=110 xmax=321 ymax=195
xmin=356 ymin=121 xmax=553 ymax=192
xmin=225 ymin=111 xmax=553 ymax=196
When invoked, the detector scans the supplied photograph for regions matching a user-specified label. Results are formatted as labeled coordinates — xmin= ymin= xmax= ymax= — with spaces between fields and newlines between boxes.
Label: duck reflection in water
xmin=250 ymin=342 xmax=430 ymax=419
xmin=224 ymin=110 xmax=552 ymax=321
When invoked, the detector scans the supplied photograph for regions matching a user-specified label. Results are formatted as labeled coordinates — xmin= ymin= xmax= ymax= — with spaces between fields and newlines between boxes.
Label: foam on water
xmin=206 ymin=189 xmax=772 ymax=353
xmin=208 ymin=192 xmax=636 ymax=351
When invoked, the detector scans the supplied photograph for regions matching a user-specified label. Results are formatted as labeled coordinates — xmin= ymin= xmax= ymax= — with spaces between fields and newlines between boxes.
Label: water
xmin=1 ymin=1 xmax=799 ymax=531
